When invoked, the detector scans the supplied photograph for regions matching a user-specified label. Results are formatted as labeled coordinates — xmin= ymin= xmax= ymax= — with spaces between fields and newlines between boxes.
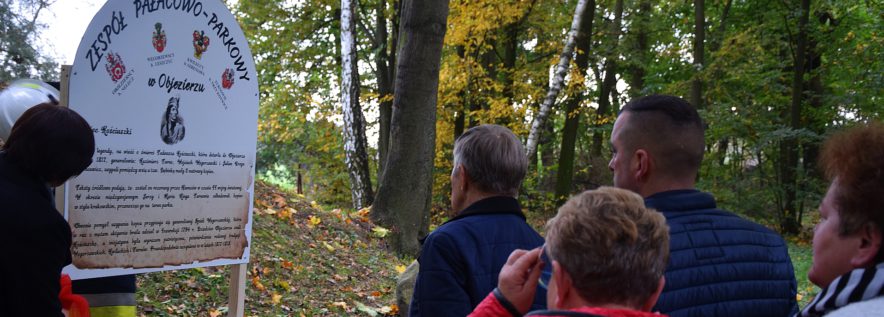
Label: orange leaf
xmin=371 ymin=291 xmax=382 ymax=297
xmin=272 ymin=194 xmax=287 ymax=207
xmin=252 ymin=276 xmax=266 ymax=292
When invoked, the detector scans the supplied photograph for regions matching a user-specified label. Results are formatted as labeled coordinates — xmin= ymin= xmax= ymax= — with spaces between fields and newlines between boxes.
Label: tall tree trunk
xmin=454 ymin=45 xmax=468 ymax=140
xmin=625 ymin=0 xmax=650 ymax=98
xmin=590 ymin=0 xmax=624 ymax=158
xmin=691 ymin=0 xmax=705 ymax=109
xmin=502 ymin=23 xmax=518 ymax=108
xmin=802 ymin=35 xmax=823 ymax=179
xmin=554 ymin=0 xmax=596 ymax=203
xmin=710 ymin=0 xmax=733 ymax=165
xmin=341 ymin=0 xmax=374 ymax=209
xmin=780 ymin=0 xmax=810 ymax=234
xmin=525 ymin=0 xmax=591 ymax=159
xmin=377 ymin=0 xmax=395 ymax=180
xmin=371 ymin=0 xmax=450 ymax=256
xmin=799 ymin=11 xmax=834 ymax=224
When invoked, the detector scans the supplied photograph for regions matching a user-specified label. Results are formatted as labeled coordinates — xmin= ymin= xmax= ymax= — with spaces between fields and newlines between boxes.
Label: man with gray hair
xmin=409 ymin=124 xmax=546 ymax=317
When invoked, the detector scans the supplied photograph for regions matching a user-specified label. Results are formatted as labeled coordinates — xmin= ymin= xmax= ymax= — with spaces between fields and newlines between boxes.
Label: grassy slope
xmin=137 ymin=181 xmax=407 ymax=316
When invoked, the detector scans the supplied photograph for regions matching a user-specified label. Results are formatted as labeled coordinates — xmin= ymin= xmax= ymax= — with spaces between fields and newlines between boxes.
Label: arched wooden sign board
xmin=61 ymin=0 xmax=258 ymax=315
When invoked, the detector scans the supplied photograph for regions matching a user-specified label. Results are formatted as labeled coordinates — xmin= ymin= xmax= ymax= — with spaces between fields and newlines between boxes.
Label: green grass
xmin=788 ymin=239 xmax=820 ymax=308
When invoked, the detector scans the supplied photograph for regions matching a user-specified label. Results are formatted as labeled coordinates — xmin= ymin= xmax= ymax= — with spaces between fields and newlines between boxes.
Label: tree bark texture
xmin=377 ymin=0 xmax=394 ymax=181
xmin=341 ymin=0 xmax=375 ymax=209
xmin=780 ymin=0 xmax=810 ymax=234
xmin=554 ymin=0 xmax=596 ymax=203
xmin=590 ymin=0 xmax=624 ymax=158
xmin=371 ymin=0 xmax=450 ymax=256
xmin=625 ymin=0 xmax=650 ymax=98
xmin=524 ymin=0 xmax=591 ymax=159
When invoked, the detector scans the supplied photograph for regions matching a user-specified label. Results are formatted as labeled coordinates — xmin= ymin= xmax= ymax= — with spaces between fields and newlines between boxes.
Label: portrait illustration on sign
xmin=152 ymin=23 xmax=167 ymax=53
xmin=193 ymin=30 xmax=210 ymax=59
xmin=160 ymin=96 xmax=185 ymax=144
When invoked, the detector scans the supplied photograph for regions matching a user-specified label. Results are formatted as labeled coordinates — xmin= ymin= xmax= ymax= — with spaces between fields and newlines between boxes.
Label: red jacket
xmin=468 ymin=290 xmax=668 ymax=317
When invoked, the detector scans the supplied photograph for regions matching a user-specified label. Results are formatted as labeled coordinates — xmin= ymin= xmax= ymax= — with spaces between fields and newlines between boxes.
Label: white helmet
xmin=0 ymin=79 xmax=60 ymax=140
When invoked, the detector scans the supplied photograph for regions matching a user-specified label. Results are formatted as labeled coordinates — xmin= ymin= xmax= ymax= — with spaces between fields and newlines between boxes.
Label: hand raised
xmin=497 ymin=248 xmax=544 ymax=314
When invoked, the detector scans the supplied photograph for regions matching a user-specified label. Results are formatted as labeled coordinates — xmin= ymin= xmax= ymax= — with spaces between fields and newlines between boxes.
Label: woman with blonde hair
xmin=470 ymin=187 xmax=670 ymax=317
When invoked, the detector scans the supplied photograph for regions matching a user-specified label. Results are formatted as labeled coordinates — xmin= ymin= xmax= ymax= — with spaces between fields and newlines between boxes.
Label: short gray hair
xmin=453 ymin=124 xmax=527 ymax=196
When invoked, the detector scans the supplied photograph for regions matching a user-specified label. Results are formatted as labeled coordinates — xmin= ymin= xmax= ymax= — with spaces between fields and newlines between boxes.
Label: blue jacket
xmin=646 ymin=190 xmax=798 ymax=317
xmin=409 ymin=196 xmax=546 ymax=317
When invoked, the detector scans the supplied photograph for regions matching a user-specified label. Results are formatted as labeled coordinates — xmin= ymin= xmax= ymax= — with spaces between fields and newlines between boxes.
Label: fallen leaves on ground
xmin=136 ymin=180 xmax=408 ymax=316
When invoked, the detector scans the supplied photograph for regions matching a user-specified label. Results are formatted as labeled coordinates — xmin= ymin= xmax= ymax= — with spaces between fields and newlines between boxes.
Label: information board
xmin=64 ymin=0 xmax=258 ymax=279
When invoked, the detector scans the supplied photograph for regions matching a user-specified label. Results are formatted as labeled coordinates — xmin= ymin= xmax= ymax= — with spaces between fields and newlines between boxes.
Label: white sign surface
xmin=64 ymin=0 xmax=258 ymax=279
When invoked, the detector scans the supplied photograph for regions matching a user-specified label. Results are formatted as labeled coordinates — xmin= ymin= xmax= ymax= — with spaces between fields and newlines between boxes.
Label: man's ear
xmin=642 ymin=276 xmax=665 ymax=312
xmin=552 ymin=261 xmax=572 ymax=309
xmin=458 ymin=165 xmax=471 ymax=191
xmin=850 ymin=223 xmax=883 ymax=268
xmin=633 ymin=149 xmax=652 ymax=182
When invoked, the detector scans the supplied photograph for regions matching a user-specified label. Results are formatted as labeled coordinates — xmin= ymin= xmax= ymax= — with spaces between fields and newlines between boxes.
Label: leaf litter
xmin=137 ymin=180 xmax=406 ymax=316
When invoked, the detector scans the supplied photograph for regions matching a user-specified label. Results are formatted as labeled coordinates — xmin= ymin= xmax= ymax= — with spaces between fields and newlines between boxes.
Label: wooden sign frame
xmin=57 ymin=65 xmax=248 ymax=317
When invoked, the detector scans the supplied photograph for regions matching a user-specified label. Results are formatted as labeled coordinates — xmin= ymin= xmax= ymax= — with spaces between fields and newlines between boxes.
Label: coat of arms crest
xmin=152 ymin=23 xmax=167 ymax=53
xmin=105 ymin=52 xmax=126 ymax=82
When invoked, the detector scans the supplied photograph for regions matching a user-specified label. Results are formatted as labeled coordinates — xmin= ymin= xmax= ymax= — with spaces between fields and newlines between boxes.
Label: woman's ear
xmin=642 ymin=276 xmax=665 ymax=312
xmin=851 ymin=223 xmax=883 ymax=268
xmin=552 ymin=261 xmax=571 ymax=309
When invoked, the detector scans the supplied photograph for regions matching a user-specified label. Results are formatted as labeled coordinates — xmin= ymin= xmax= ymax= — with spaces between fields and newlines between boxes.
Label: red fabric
xmin=467 ymin=291 xmax=669 ymax=317
xmin=59 ymin=274 xmax=90 ymax=317
xmin=545 ymin=307 xmax=668 ymax=317
xmin=468 ymin=292 xmax=515 ymax=317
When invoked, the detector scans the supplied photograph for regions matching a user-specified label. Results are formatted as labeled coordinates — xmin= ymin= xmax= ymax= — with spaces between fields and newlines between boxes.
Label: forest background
xmin=2 ymin=0 xmax=882 ymax=315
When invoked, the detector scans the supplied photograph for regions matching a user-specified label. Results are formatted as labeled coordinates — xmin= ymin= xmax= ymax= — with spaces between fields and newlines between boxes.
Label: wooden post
xmin=59 ymin=65 xmax=72 ymax=108
xmin=55 ymin=65 xmax=72 ymax=211
xmin=227 ymin=263 xmax=248 ymax=317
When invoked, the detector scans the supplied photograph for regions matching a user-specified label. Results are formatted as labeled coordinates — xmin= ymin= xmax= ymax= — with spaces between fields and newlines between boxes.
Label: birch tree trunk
xmin=372 ymin=0 xmax=450 ymax=256
xmin=554 ymin=0 xmax=596 ymax=203
xmin=341 ymin=0 xmax=374 ymax=209
xmin=524 ymin=0 xmax=590 ymax=160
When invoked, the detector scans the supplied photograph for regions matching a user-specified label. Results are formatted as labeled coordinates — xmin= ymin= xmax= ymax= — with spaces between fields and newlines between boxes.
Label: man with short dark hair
xmin=409 ymin=124 xmax=545 ymax=317
xmin=609 ymin=95 xmax=798 ymax=317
